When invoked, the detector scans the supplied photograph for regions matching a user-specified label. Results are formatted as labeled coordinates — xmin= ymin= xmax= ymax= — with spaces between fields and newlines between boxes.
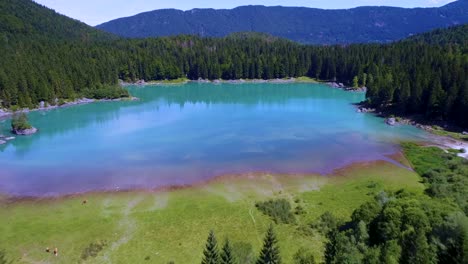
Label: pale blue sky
xmin=34 ymin=0 xmax=456 ymax=26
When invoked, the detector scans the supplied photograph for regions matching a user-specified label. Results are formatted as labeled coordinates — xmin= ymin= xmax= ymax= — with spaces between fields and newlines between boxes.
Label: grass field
xmin=430 ymin=126 xmax=468 ymax=141
xmin=145 ymin=78 xmax=190 ymax=85
xmin=291 ymin=76 xmax=317 ymax=83
xmin=0 ymin=157 xmax=424 ymax=264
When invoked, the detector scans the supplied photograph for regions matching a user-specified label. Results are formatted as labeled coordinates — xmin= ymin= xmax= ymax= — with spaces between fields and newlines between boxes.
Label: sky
xmin=33 ymin=0 xmax=457 ymax=26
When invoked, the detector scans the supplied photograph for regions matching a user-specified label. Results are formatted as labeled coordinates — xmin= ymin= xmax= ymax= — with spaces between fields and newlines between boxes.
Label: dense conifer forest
xmin=1 ymin=0 xmax=467 ymax=127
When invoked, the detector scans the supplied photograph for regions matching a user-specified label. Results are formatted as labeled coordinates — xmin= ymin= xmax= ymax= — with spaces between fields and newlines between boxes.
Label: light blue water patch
xmin=0 ymin=83 xmax=429 ymax=196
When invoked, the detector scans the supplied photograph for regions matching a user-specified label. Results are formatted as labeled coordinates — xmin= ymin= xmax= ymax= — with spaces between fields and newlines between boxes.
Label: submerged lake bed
xmin=0 ymin=83 xmax=429 ymax=196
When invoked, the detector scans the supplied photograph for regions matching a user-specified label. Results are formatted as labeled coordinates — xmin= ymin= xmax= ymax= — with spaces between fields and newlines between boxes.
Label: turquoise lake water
xmin=0 ymin=83 xmax=429 ymax=196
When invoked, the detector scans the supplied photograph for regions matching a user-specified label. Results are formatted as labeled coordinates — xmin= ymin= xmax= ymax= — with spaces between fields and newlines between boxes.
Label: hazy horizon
xmin=33 ymin=0 xmax=457 ymax=26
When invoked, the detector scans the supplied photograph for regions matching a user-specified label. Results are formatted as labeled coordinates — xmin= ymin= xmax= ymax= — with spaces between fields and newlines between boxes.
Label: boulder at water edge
xmin=12 ymin=127 xmax=38 ymax=135
xmin=386 ymin=118 xmax=397 ymax=126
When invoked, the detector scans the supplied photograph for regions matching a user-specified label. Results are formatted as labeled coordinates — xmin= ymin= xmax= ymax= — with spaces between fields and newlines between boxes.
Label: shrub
xmin=81 ymin=240 xmax=108 ymax=260
xmin=403 ymin=142 xmax=468 ymax=214
xmin=255 ymin=199 xmax=295 ymax=224
xmin=11 ymin=113 xmax=32 ymax=131
xmin=58 ymin=98 xmax=67 ymax=106
xmin=82 ymin=85 xmax=129 ymax=100
xmin=311 ymin=212 xmax=341 ymax=235
xmin=295 ymin=205 xmax=305 ymax=215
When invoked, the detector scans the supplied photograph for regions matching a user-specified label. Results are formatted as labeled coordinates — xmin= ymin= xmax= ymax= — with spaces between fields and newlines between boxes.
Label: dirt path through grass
xmin=99 ymin=196 xmax=144 ymax=263
xmin=248 ymin=207 xmax=263 ymax=245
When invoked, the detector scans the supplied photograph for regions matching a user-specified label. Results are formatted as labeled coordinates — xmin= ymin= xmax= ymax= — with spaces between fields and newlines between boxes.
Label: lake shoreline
xmin=120 ymin=76 xmax=320 ymax=86
xmin=1 ymin=82 xmax=463 ymax=198
xmin=0 ymin=77 xmax=357 ymax=120
xmin=0 ymin=154 xmax=412 ymax=202
xmin=355 ymin=103 xmax=468 ymax=158
xmin=0 ymin=77 xmax=320 ymax=120
xmin=0 ymin=96 xmax=139 ymax=121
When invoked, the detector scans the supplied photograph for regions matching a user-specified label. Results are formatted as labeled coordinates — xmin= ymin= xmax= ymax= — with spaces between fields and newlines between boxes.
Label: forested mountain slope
xmin=0 ymin=0 xmax=116 ymax=41
xmin=0 ymin=1 xmax=467 ymax=128
xmin=405 ymin=24 xmax=468 ymax=45
xmin=97 ymin=0 xmax=468 ymax=44
xmin=0 ymin=0 xmax=124 ymax=107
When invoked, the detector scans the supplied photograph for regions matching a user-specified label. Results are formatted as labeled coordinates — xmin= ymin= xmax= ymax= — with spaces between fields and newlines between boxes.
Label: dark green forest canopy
xmin=323 ymin=144 xmax=468 ymax=264
xmin=324 ymin=190 xmax=468 ymax=264
xmin=0 ymin=0 xmax=467 ymax=127
xmin=405 ymin=24 xmax=468 ymax=46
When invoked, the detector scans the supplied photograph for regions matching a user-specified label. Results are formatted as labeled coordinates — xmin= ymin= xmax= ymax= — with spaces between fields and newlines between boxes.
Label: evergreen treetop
xmin=202 ymin=230 xmax=220 ymax=264
xmin=257 ymin=225 xmax=281 ymax=264
xmin=221 ymin=239 xmax=236 ymax=264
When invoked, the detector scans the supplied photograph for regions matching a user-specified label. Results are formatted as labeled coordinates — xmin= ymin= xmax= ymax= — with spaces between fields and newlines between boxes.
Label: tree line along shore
xmin=1 ymin=13 xmax=467 ymax=127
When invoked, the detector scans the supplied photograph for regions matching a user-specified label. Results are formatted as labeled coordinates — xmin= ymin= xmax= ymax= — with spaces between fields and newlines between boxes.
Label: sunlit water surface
xmin=0 ymin=83 xmax=429 ymax=196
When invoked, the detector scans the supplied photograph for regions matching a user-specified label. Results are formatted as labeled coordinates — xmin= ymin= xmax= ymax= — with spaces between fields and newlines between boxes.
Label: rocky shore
xmin=418 ymin=131 xmax=468 ymax=159
xmin=123 ymin=78 xmax=372 ymax=89
xmin=1 ymin=96 xmax=138 ymax=145
xmin=12 ymin=127 xmax=38 ymax=136
xmin=0 ymin=97 xmax=139 ymax=120
xmin=383 ymin=116 xmax=435 ymax=131
xmin=356 ymin=106 xmax=376 ymax=113
xmin=0 ymin=108 xmax=8 ymax=119
xmin=355 ymin=103 xmax=448 ymax=131
xmin=0 ymin=135 xmax=15 ymax=145
xmin=120 ymin=79 xmax=189 ymax=86
xmin=121 ymin=77 xmax=318 ymax=86
xmin=326 ymin=82 xmax=367 ymax=92
xmin=386 ymin=117 xmax=468 ymax=159
xmin=210 ymin=78 xmax=302 ymax=84
xmin=355 ymin=104 xmax=468 ymax=159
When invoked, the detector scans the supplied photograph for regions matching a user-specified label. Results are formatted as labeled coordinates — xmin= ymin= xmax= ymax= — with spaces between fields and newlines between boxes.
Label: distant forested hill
xmin=405 ymin=24 xmax=468 ymax=45
xmin=0 ymin=1 xmax=467 ymax=128
xmin=96 ymin=0 xmax=468 ymax=44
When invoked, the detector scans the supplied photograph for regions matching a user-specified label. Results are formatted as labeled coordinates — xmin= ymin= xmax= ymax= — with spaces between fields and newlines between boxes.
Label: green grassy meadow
xmin=0 ymin=158 xmax=424 ymax=264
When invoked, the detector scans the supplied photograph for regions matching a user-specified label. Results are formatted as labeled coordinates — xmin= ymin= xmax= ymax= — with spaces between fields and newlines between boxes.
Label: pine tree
xmin=256 ymin=225 xmax=281 ymax=264
xmin=352 ymin=76 xmax=359 ymax=88
xmin=324 ymin=229 xmax=339 ymax=263
xmin=202 ymin=230 xmax=220 ymax=264
xmin=221 ymin=239 xmax=236 ymax=264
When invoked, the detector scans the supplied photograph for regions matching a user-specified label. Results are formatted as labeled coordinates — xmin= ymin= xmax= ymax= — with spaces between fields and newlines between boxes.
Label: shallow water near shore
xmin=0 ymin=83 xmax=429 ymax=196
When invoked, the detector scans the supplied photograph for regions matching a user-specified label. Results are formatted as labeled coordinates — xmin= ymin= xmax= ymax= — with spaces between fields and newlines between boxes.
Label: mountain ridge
xmin=96 ymin=0 xmax=468 ymax=44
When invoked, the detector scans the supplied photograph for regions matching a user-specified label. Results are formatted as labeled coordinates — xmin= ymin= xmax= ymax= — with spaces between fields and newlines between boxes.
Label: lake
xmin=0 ymin=83 xmax=429 ymax=196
